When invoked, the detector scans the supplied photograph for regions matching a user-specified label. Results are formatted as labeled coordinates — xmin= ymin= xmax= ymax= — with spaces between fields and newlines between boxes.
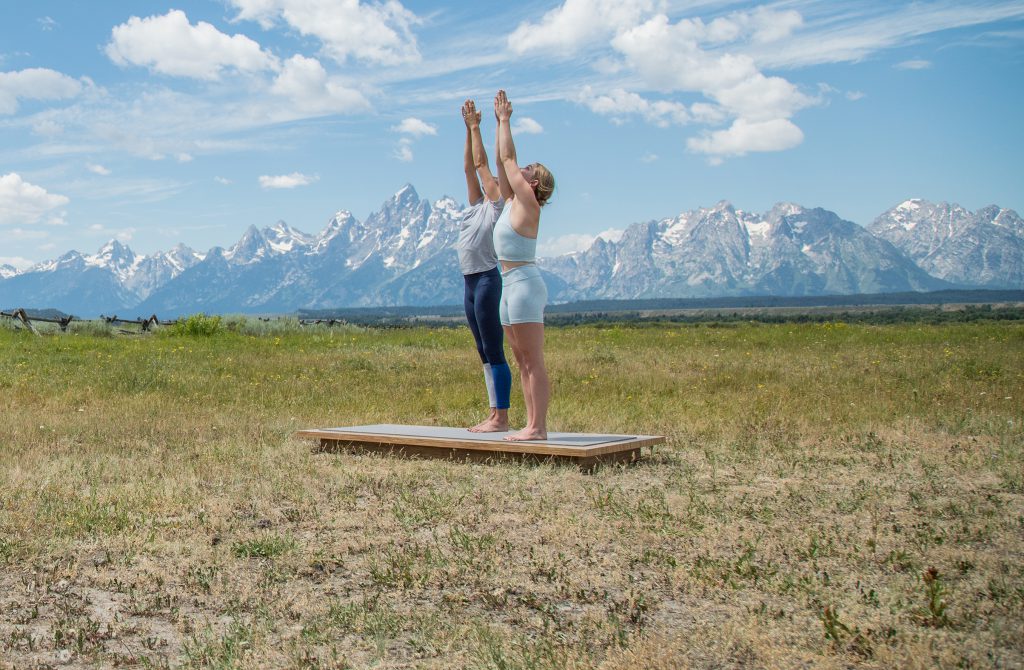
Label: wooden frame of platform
xmin=297 ymin=424 xmax=665 ymax=469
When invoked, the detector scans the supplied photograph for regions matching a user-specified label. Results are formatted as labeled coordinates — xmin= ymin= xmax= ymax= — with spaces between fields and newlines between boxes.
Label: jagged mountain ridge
xmin=543 ymin=201 xmax=948 ymax=299
xmin=1 ymin=187 xmax=1020 ymax=316
xmin=869 ymin=199 xmax=1024 ymax=288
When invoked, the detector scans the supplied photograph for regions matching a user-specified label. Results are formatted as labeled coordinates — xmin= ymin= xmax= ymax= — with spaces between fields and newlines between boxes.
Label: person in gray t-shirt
xmin=457 ymin=99 xmax=513 ymax=433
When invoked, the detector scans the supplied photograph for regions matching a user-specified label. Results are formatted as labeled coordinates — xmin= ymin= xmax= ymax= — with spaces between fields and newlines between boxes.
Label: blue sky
xmin=2 ymin=0 xmax=1023 ymax=268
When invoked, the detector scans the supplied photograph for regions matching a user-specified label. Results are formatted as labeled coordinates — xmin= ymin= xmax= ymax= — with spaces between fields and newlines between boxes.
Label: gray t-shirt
xmin=456 ymin=199 xmax=503 ymax=275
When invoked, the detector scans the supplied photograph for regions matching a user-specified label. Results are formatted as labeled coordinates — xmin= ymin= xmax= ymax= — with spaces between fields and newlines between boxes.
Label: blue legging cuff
xmin=491 ymin=363 xmax=512 ymax=410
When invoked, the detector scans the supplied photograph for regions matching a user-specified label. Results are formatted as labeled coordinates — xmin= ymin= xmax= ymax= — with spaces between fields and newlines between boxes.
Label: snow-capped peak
xmin=29 ymin=250 xmax=85 ymax=273
xmin=263 ymin=220 xmax=313 ymax=254
xmin=771 ymin=202 xmax=804 ymax=218
xmin=0 ymin=264 xmax=18 ymax=279
xmin=395 ymin=183 xmax=418 ymax=200
xmin=224 ymin=226 xmax=266 ymax=263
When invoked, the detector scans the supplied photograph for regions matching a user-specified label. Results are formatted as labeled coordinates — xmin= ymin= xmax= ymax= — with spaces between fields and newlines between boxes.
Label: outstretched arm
xmin=466 ymin=100 xmax=500 ymax=203
xmin=495 ymin=106 xmax=512 ymax=201
xmin=495 ymin=90 xmax=539 ymax=213
xmin=462 ymin=101 xmax=483 ymax=205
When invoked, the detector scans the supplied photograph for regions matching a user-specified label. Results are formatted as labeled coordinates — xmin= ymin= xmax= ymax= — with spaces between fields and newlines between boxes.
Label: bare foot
xmin=468 ymin=417 xmax=509 ymax=433
xmin=504 ymin=427 xmax=546 ymax=442
xmin=469 ymin=409 xmax=509 ymax=433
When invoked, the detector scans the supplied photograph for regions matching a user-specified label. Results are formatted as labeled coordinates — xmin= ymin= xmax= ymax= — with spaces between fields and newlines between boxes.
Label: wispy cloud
xmin=746 ymin=1 xmax=1024 ymax=68
xmin=0 ymin=256 xmax=35 ymax=271
xmin=394 ymin=138 xmax=414 ymax=163
xmin=576 ymin=86 xmax=693 ymax=127
xmin=391 ymin=117 xmax=437 ymax=163
xmin=87 ymin=224 xmax=136 ymax=243
xmin=538 ymin=227 xmax=625 ymax=257
xmin=0 ymin=68 xmax=83 ymax=115
xmin=259 ymin=172 xmax=318 ymax=189
xmin=512 ymin=117 xmax=544 ymax=134
xmin=87 ymin=163 xmax=111 ymax=176
xmin=896 ymin=59 xmax=933 ymax=70
xmin=392 ymin=117 xmax=437 ymax=137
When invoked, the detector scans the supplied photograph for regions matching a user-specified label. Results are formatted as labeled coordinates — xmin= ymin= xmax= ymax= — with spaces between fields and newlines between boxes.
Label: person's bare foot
xmin=504 ymin=427 xmax=546 ymax=442
xmin=468 ymin=417 xmax=509 ymax=433
xmin=468 ymin=410 xmax=509 ymax=433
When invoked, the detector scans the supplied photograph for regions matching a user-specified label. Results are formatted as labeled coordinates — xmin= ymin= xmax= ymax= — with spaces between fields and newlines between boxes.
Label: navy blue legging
xmin=464 ymin=267 xmax=506 ymax=367
xmin=464 ymin=267 xmax=511 ymax=409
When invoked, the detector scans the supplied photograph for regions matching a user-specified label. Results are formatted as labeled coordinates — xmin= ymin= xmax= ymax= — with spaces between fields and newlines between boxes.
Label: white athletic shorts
xmin=500 ymin=264 xmax=546 ymax=326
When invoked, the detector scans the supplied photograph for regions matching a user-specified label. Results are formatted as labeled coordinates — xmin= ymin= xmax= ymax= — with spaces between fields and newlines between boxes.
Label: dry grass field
xmin=0 ymin=317 xmax=1022 ymax=669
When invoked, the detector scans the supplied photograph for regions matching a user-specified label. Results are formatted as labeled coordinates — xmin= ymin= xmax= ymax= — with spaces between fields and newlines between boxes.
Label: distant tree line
xmin=7 ymin=289 xmax=1022 ymax=330
xmin=295 ymin=289 xmax=1024 ymax=328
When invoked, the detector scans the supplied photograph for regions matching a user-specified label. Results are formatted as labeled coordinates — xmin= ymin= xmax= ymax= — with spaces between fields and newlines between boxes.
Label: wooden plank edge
xmin=295 ymin=428 xmax=664 ymax=458
xmin=313 ymin=440 xmax=645 ymax=470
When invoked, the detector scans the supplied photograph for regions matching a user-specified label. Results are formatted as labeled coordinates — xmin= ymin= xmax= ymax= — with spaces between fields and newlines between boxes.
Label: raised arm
xmin=495 ymin=90 xmax=540 ymax=215
xmin=466 ymin=100 xmax=500 ymax=203
xmin=462 ymin=101 xmax=483 ymax=205
xmin=495 ymin=106 xmax=512 ymax=201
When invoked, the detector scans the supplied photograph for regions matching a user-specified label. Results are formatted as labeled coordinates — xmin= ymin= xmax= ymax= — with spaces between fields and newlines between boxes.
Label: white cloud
xmin=508 ymin=0 xmax=663 ymax=55
xmin=44 ymin=212 xmax=68 ymax=227
xmin=106 ymin=10 xmax=279 ymax=80
xmin=686 ymin=118 xmax=804 ymax=161
xmin=0 ymin=173 xmax=70 ymax=227
xmin=0 ymin=256 xmax=34 ymax=271
xmin=711 ymin=6 xmax=803 ymax=45
xmin=747 ymin=3 xmax=1024 ymax=69
xmin=394 ymin=138 xmax=414 ymax=162
xmin=846 ymin=90 xmax=866 ymax=101
xmin=598 ymin=228 xmax=625 ymax=243
xmin=176 ymin=153 xmax=194 ymax=163
xmin=230 ymin=0 xmax=421 ymax=65
xmin=576 ymin=86 xmax=690 ymax=127
xmin=215 ymin=176 xmax=233 ymax=185
xmin=87 ymin=163 xmax=111 ymax=176
xmin=38 ymin=17 xmax=57 ymax=31
xmin=538 ymin=228 xmax=625 ymax=257
xmin=0 ymin=68 xmax=82 ymax=114
xmin=391 ymin=118 xmax=435 ymax=162
xmin=259 ymin=172 xmax=318 ymax=189
xmin=896 ymin=59 xmax=932 ymax=70
xmin=641 ymin=153 xmax=658 ymax=163
xmin=392 ymin=117 xmax=437 ymax=137
xmin=712 ymin=72 xmax=817 ymax=122
xmin=512 ymin=117 xmax=544 ymax=135
xmin=270 ymin=55 xmax=370 ymax=114
xmin=608 ymin=12 xmax=818 ymax=160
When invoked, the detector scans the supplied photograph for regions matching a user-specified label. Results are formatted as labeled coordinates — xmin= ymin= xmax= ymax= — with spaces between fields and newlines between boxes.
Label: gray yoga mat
xmin=324 ymin=424 xmax=636 ymax=446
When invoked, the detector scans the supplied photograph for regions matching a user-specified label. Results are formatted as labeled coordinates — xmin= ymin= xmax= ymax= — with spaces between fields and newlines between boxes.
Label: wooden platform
xmin=297 ymin=424 xmax=665 ymax=468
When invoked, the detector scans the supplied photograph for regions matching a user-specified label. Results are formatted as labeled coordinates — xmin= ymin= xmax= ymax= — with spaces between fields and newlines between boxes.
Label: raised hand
xmin=494 ymin=89 xmax=512 ymax=122
xmin=462 ymin=99 xmax=481 ymax=128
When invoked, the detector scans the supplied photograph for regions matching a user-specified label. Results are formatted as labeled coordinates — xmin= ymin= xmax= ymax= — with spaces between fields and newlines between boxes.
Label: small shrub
xmin=172 ymin=313 xmax=223 ymax=337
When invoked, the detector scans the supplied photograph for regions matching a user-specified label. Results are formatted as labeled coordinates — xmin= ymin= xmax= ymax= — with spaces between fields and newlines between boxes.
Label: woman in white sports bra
xmin=493 ymin=90 xmax=556 ymax=442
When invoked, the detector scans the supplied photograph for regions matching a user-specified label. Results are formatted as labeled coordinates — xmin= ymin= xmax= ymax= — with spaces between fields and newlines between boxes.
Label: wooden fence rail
xmin=1 ymin=309 xmax=176 ymax=335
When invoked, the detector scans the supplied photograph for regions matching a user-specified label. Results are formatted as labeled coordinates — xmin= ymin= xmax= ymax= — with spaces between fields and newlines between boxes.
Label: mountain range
xmin=1 ymin=185 xmax=1020 ymax=317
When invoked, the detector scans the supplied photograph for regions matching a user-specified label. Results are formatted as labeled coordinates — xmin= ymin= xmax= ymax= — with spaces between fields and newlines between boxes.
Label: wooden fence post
xmin=14 ymin=308 xmax=40 ymax=336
